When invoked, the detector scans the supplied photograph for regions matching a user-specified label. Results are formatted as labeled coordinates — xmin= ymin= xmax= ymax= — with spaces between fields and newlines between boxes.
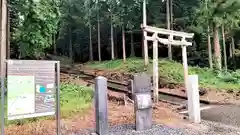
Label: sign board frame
xmin=1 ymin=60 xmax=60 ymax=135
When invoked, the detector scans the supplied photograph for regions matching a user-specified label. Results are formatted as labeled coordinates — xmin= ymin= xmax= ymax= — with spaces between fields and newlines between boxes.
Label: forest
xmin=1 ymin=1 xmax=240 ymax=134
xmin=2 ymin=0 xmax=240 ymax=71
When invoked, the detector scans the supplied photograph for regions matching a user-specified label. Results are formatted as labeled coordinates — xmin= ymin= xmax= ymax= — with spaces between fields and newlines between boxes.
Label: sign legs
xmin=56 ymin=62 xmax=61 ymax=135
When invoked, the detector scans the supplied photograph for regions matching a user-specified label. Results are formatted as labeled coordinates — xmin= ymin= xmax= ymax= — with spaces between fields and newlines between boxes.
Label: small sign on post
xmin=133 ymin=73 xmax=152 ymax=131
xmin=187 ymin=75 xmax=201 ymax=123
xmin=94 ymin=76 xmax=109 ymax=135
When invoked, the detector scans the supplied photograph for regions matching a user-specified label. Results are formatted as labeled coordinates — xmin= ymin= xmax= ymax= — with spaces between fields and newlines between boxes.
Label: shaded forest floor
xmin=80 ymin=57 xmax=240 ymax=105
xmin=53 ymin=56 xmax=240 ymax=105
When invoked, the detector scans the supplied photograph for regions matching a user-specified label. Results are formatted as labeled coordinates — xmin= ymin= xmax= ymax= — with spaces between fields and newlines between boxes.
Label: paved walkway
xmin=201 ymin=105 xmax=240 ymax=127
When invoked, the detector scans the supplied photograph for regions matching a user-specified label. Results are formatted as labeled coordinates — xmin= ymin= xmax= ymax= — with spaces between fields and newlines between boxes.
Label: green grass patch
xmin=1 ymin=83 xmax=93 ymax=126
xmin=86 ymin=57 xmax=240 ymax=91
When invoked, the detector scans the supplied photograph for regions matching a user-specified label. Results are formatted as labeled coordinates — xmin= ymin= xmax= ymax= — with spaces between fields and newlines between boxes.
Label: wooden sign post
xmin=141 ymin=25 xmax=194 ymax=102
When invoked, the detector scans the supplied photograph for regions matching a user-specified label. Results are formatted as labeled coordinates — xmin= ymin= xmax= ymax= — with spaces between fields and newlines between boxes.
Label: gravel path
xmin=60 ymin=120 xmax=240 ymax=135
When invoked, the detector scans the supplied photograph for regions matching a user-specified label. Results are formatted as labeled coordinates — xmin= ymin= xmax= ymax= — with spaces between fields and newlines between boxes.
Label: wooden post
xmin=143 ymin=0 xmax=148 ymax=66
xmin=153 ymin=34 xmax=158 ymax=102
xmin=182 ymin=45 xmax=188 ymax=92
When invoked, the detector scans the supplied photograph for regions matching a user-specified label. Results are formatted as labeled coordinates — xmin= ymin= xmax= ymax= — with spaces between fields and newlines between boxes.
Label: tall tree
xmin=221 ymin=25 xmax=227 ymax=71
xmin=143 ymin=0 xmax=148 ymax=65
xmin=166 ymin=0 xmax=172 ymax=60
xmin=97 ymin=0 xmax=101 ymax=61
xmin=88 ymin=0 xmax=93 ymax=61
xmin=194 ymin=0 xmax=240 ymax=70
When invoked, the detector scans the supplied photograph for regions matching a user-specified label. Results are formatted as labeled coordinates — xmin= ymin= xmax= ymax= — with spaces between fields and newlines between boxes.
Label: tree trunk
xmin=130 ymin=31 xmax=135 ymax=57
xmin=213 ymin=24 xmax=221 ymax=70
xmin=89 ymin=21 xmax=93 ymax=61
xmin=6 ymin=5 xmax=10 ymax=59
xmin=142 ymin=32 xmax=144 ymax=57
xmin=229 ymin=43 xmax=233 ymax=58
xmin=53 ymin=33 xmax=56 ymax=55
xmin=122 ymin=26 xmax=126 ymax=62
xmin=97 ymin=12 xmax=101 ymax=61
xmin=166 ymin=0 xmax=172 ymax=60
xmin=110 ymin=12 xmax=114 ymax=60
xmin=231 ymin=37 xmax=235 ymax=57
xmin=143 ymin=0 xmax=148 ymax=65
xmin=170 ymin=0 xmax=173 ymax=30
xmin=69 ymin=27 xmax=73 ymax=65
xmin=207 ymin=25 xmax=213 ymax=69
xmin=0 ymin=0 xmax=7 ymax=77
xmin=231 ymin=37 xmax=236 ymax=70
xmin=114 ymin=27 xmax=118 ymax=58
xmin=221 ymin=25 xmax=227 ymax=71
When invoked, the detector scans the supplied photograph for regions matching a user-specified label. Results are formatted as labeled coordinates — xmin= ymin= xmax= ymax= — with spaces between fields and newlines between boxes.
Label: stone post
xmin=133 ymin=73 xmax=152 ymax=131
xmin=187 ymin=75 xmax=201 ymax=123
xmin=94 ymin=76 xmax=109 ymax=135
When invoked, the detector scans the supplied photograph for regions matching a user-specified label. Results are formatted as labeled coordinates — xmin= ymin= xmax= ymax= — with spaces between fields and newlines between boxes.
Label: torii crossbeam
xmin=141 ymin=24 xmax=194 ymax=102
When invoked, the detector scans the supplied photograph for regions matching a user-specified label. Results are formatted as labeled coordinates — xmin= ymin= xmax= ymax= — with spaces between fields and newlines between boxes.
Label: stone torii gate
xmin=141 ymin=24 xmax=194 ymax=102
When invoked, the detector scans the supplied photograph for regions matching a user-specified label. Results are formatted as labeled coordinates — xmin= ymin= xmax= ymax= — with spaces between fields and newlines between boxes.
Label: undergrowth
xmin=87 ymin=57 xmax=240 ymax=91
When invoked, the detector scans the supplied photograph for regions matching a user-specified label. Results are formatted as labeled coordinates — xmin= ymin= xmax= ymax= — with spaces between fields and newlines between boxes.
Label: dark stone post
xmin=95 ymin=76 xmax=109 ymax=135
xmin=133 ymin=73 xmax=153 ymax=131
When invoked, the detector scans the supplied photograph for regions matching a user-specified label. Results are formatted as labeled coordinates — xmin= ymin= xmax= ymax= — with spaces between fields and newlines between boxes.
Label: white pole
xmin=187 ymin=75 xmax=201 ymax=123
xmin=153 ymin=34 xmax=158 ymax=102
xmin=143 ymin=0 xmax=148 ymax=66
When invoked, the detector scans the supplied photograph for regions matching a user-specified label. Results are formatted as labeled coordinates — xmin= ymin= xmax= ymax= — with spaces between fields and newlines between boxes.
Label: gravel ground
xmin=60 ymin=120 xmax=240 ymax=135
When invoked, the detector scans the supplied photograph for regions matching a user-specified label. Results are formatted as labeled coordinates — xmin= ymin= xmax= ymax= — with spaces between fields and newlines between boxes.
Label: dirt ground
xmin=5 ymin=101 xmax=185 ymax=135
xmin=4 ymin=72 xmax=186 ymax=135
xmin=159 ymin=87 xmax=240 ymax=105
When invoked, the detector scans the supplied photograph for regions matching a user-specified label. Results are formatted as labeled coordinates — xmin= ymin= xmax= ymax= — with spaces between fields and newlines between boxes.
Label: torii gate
xmin=142 ymin=0 xmax=194 ymax=102
xmin=141 ymin=25 xmax=194 ymax=102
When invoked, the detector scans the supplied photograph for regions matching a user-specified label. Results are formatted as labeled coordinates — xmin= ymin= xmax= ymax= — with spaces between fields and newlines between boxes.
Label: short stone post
xmin=187 ymin=75 xmax=201 ymax=123
xmin=133 ymin=73 xmax=152 ymax=131
xmin=94 ymin=76 xmax=109 ymax=135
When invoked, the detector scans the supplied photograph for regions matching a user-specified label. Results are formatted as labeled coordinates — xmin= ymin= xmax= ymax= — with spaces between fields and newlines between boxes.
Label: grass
xmin=87 ymin=57 xmax=240 ymax=91
xmin=1 ymin=83 xmax=93 ymax=126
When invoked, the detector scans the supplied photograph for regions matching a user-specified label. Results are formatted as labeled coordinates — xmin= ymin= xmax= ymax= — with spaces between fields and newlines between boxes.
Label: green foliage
xmin=11 ymin=0 xmax=60 ymax=58
xmin=193 ymin=0 xmax=240 ymax=30
xmin=60 ymin=83 xmax=93 ymax=117
xmin=87 ymin=58 xmax=240 ymax=91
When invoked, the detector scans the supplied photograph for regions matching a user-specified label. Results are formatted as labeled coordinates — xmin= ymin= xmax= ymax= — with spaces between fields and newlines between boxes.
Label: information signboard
xmin=7 ymin=60 xmax=57 ymax=120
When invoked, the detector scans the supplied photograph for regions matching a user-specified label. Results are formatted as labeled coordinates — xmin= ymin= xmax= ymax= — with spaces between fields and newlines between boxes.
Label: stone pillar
xmin=133 ymin=73 xmax=152 ymax=131
xmin=94 ymin=76 xmax=109 ymax=135
xmin=187 ymin=75 xmax=201 ymax=123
